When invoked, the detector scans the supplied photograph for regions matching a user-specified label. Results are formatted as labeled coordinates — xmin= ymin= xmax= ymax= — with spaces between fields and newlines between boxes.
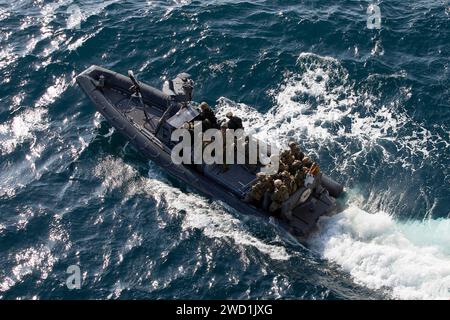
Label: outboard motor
xmin=162 ymin=73 xmax=194 ymax=104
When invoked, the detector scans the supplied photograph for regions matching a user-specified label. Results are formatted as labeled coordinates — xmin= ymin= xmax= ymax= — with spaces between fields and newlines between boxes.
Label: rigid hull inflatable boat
xmin=76 ymin=65 xmax=344 ymax=241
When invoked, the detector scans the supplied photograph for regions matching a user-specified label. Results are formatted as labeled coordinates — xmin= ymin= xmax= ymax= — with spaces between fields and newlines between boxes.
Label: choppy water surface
xmin=0 ymin=0 xmax=449 ymax=299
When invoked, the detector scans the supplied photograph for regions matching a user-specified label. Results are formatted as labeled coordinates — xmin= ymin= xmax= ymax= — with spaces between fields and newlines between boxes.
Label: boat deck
xmin=204 ymin=164 xmax=257 ymax=198
xmin=107 ymin=87 xmax=163 ymax=133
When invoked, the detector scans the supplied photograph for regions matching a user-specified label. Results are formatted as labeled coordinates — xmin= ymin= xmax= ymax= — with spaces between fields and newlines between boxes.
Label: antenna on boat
xmin=128 ymin=70 xmax=150 ymax=122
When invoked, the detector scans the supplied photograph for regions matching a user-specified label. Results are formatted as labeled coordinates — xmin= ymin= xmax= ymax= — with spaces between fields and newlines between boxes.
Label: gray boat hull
xmin=76 ymin=65 xmax=344 ymax=241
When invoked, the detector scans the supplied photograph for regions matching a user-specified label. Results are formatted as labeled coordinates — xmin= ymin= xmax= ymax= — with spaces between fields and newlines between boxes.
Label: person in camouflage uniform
xmin=294 ymin=168 xmax=307 ymax=188
xmin=263 ymin=174 xmax=275 ymax=193
xmin=289 ymin=159 xmax=303 ymax=175
xmin=302 ymin=156 xmax=313 ymax=168
xmin=277 ymin=149 xmax=294 ymax=174
xmin=280 ymin=170 xmax=297 ymax=194
xmin=278 ymin=160 xmax=289 ymax=173
xmin=288 ymin=141 xmax=304 ymax=161
xmin=280 ymin=149 xmax=294 ymax=167
xmin=245 ymin=173 xmax=274 ymax=205
xmin=269 ymin=179 xmax=290 ymax=213
xmin=277 ymin=162 xmax=288 ymax=173
xmin=288 ymin=159 xmax=305 ymax=189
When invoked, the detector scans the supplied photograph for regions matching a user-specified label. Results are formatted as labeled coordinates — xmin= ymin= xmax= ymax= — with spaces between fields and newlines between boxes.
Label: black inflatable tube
xmin=321 ymin=174 xmax=344 ymax=198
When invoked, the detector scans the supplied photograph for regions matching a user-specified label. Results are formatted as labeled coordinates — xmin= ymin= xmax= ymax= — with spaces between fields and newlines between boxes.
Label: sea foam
xmin=214 ymin=52 xmax=450 ymax=299
xmin=309 ymin=206 xmax=450 ymax=300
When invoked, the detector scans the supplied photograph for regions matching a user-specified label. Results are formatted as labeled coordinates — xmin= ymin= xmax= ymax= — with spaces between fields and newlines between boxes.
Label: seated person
xmin=199 ymin=102 xmax=218 ymax=128
xmin=225 ymin=112 xmax=243 ymax=130
xmin=279 ymin=149 xmax=294 ymax=173
xmin=288 ymin=141 xmax=304 ymax=161
xmin=280 ymin=171 xmax=297 ymax=195
xmin=302 ymin=156 xmax=313 ymax=168
xmin=269 ymin=179 xmax=290 ymax=213
xmin=244 ymin=173 xmax=274 ymax=205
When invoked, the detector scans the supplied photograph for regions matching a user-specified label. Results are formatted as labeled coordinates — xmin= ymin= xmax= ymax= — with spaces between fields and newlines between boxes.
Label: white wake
xmin=309 ymin=206 xmax=450 ymax=300
xmin=213 ymin=52 xmax=450 ymax=299
xmin=93 ymin=156 xmax=290 ymax=262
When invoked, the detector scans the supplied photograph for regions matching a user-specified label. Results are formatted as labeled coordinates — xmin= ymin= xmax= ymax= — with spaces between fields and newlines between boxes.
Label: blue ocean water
xmin=0 ymin=0 xmax=449 ymax=300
